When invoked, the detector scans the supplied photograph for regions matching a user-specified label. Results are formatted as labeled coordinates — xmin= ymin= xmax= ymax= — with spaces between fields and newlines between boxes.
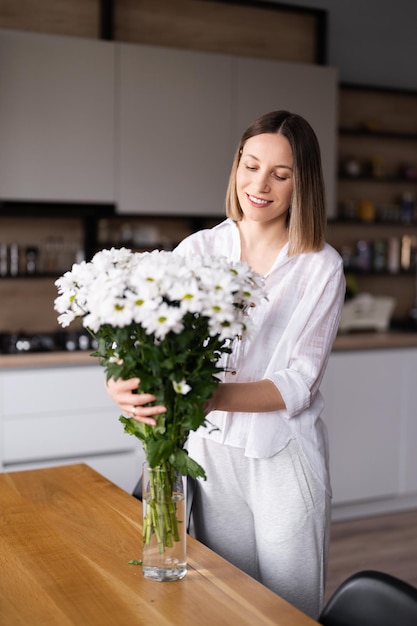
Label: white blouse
xmin=175 ymin=219 xmax=346 ymax=494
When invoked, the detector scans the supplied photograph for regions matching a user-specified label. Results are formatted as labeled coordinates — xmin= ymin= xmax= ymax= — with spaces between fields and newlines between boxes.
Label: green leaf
xmin=146 ymin=439 xmax=176 ymax=467
xmin=119 ymin=416 xmax=148 ymax=442
xmin=170 ymin=449 xmax=206 ymax=480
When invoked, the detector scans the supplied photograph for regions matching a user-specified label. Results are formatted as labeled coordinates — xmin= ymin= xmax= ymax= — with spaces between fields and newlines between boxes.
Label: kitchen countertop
xmin=1 ymin=331 xmax=417 ymax=369
xmin=0 ymin=350 xmax=97 ymax=369
xmin=332 ymin=330 xmax=417 ymax=351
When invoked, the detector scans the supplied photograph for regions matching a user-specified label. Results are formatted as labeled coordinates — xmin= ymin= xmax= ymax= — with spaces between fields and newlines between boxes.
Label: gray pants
xmin=187 ymin=435 xmax=331 ymax=619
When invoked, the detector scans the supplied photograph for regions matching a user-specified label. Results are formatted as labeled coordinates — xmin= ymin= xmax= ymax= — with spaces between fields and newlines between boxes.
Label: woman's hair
xmin=225 ymin=110 xmax=327 ymax=255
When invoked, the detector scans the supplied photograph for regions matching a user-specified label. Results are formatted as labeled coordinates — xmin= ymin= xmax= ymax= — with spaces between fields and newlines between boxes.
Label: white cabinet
xmin=0 ymin=32 xmax=338 ymax=216
xmin=116 ymin=44 xmax=339 ymax=218
xmin=116 ymin=43 xmax=234 ymax=216
xmin=233 ymin=57 xmax=338 ymax=218
xmin=0 ymin=30 xmax=115 ymax=203
xmin=321 ymin=349 xmax=417 ymax=507
xmin=400 ymin=351 xmax=417 ymax=495
xmin=0 ymin=364 xmax=144 ymax=494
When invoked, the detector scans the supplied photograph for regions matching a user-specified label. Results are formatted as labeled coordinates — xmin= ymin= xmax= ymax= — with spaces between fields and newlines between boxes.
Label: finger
xmin=108 ymin=377 xmax=141 ymax=392
xmin=130 ymin=405 xmax=162 ymax=426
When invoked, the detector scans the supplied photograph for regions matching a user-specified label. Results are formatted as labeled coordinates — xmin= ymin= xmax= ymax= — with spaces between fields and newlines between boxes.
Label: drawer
xmin=3 ymin=409 xmax=139 ymax=463
xmin=1 ymin=366 xmax=114 ymax=416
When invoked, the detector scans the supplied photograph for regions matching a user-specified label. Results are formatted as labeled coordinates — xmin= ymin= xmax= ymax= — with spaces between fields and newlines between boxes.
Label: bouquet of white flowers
xmin=54 ymin=247 xmax=265 ymax=555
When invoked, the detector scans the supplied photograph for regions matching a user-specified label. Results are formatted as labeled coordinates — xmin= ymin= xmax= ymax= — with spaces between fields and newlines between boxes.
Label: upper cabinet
xmin=0 ymin=30 xmax=115 ymax=203
xmin=116 ymin=45 xmax=338 ymax=217
xmin=0 ymin=31 xmax=338 ymax=217
xmin=116 ymin=44 xmax=234 ymax=216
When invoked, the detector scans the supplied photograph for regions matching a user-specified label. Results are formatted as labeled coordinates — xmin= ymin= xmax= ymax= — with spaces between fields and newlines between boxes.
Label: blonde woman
xmin=106 ymin=110 xmax=345 ymax=619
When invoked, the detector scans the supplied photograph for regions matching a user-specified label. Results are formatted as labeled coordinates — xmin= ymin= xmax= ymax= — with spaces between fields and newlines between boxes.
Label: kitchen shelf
xmin=339 ymin=128 xmax=417 ymax=141
xmin=339 ymin=175 xmax=417 ymax=183
xmin=0 ymin=273 xmax=62 ymax=280
xmin=330 ymin=84 xmax=417 ymax=322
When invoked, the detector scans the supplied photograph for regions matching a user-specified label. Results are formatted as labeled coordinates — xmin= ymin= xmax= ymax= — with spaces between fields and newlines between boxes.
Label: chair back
xmin=319 ymin=570 xmax=417 ymax=626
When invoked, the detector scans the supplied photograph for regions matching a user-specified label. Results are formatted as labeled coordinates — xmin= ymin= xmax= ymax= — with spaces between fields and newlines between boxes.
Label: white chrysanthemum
xmin=172 ymin=379 xmax=192 ymax=395
xmin=57 ymin=310 xmax=77 ymax=328
xmin=54 ymin=248 xmax=266 ymax=343
xmin=140 ymin=301 xmax=184 ymax=340
xmin=170 ymin=275 xmax=205 ymax=314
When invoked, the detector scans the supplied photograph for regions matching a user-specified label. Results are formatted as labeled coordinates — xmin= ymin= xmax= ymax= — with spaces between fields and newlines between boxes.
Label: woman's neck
xmin=237 ymin=220 xmax=288 ymax=275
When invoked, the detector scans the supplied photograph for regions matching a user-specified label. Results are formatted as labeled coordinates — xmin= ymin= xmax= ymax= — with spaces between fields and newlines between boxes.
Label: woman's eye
xmin=273 ymin=174 xmax=287 ymax=181
xmin=245 ymin=165 xmax=257 ymax=171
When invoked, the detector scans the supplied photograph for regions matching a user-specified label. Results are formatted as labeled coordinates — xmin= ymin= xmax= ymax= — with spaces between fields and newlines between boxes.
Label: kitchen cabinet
xmin=116 ymin=43 xmax=234 ymax=216
xmin=400 ymin=350 xmax=417 ymax=495
xmin=0 ymin=30 xmax=115 ymax=203
xmin=116 ymin=43 xmax=339 ymax=217
xmin=0 ymin=363 xmax=144 ymax=493
xmin=321 ymin=348 xmax=417 ymax=515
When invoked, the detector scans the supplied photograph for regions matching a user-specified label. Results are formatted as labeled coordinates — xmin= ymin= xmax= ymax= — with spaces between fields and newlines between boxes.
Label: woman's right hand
xmin=105 ymin=376 xmax=166 ymax=426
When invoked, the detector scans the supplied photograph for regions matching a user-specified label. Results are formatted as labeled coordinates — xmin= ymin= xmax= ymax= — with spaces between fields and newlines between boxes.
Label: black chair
xmin=319 ymin=570 xmax=417 ymax=626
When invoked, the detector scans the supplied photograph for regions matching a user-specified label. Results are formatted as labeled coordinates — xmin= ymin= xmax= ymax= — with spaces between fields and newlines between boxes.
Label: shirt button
xmin=231 ymin=370 xmax=237 ymax=376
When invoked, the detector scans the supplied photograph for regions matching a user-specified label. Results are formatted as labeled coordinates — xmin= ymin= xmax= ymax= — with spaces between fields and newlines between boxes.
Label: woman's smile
xmin=246 ymin=193 xmax=272 ymax=207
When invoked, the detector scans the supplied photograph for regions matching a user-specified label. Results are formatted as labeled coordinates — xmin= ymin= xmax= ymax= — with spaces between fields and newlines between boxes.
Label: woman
xmin=106 ymin=110 xmax=345 ymax=619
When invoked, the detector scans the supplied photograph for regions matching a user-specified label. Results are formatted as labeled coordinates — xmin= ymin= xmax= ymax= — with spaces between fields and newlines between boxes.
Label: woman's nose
xmin=257 ymin=172 xmax=270 ymax=193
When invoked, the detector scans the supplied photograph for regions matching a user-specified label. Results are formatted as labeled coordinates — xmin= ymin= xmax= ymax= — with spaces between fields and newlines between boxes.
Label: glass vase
xmin=142 ymin=462 xmax=187 ymax=582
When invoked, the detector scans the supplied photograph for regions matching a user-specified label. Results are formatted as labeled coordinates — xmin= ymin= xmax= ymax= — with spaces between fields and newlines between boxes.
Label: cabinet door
xmin=321 ymin=350 xmax=403 ymax=504
xmin=116 ymin=43 xmax=233 ymax=216
xmin=233 ymin=58 xmax=339 ymax=218
xmin=0 ymin=30 xmax=115 ymax=202
xmin=400 ymin=350 xmax=417 ymax=494
xmin=0 ymin=365 xmax=140 ymax=467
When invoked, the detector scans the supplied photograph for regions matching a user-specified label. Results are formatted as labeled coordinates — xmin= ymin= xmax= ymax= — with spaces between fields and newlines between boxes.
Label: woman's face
xmin=236 ymin=133 xmax=294 ymax=225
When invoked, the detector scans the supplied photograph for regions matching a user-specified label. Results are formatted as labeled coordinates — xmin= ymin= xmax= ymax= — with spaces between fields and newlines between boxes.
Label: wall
xmin=0 ymin=0 xmax=321 ymax=63
xmin=1 ymin=1 xmax=415 ymax=90
xmin=273 ymin=0 xmax=417 ymax=91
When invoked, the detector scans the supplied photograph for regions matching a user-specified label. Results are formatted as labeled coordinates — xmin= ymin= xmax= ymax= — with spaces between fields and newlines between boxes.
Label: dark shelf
xmin=328 ymin=219 xmax=417 ymax=227
xmin=339 ymin=127 xmax=417 ymax=141
xmin=0 ymin=273 xmax=62 ymax=280
xmin=344 ymin=269 xmax=416 ymax=277
xmin=339 ymin=174 xmax=417 ymax=183
xmin=0 ymin=200 xmax=115 ymax=218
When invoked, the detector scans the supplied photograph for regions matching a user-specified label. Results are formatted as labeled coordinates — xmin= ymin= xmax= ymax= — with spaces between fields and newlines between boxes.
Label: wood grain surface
xmin=0 ymin=463 xmax=317 ymax=625
xmin=114 ymin=0 xmax=318 ymax=63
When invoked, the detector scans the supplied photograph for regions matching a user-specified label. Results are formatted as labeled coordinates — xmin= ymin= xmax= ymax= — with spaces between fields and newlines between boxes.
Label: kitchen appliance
xmin=339 ymin=293 xmax=396 ymax=333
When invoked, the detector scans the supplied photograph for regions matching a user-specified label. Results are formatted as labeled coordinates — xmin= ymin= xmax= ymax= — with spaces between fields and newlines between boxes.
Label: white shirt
xmin=175 ymin=218 xmax=346 ymax=494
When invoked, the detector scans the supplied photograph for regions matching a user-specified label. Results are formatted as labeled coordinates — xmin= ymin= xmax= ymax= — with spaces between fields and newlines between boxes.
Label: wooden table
xmin=0 ymin=464 xmax=317 ymax=625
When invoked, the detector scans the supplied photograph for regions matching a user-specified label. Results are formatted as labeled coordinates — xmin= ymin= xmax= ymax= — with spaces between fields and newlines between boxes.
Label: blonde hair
xmin=225 ymin=111 xmax=326 ymax=255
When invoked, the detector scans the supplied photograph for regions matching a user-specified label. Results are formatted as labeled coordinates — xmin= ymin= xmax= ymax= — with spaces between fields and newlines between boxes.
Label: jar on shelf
xmin=354 ymin=240 xmax=372 ymax=273
xmin=358 ymin=200 xmax=376 ymax=223
xmin=400 ymin=191 xmax=416 ymax=224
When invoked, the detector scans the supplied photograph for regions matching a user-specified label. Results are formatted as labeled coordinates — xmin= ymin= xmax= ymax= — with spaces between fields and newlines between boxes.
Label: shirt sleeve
xmin=266 ymin=260 xmax=346 ymax=418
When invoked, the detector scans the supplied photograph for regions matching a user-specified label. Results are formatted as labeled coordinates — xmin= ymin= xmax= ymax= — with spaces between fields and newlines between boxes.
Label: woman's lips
xmin=246 ymin=193 xmax=271 ymax=207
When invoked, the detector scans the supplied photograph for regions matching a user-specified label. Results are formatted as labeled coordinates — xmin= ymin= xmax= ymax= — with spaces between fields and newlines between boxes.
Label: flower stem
xmin=143 ymin=462 xmax=182 ymax=554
